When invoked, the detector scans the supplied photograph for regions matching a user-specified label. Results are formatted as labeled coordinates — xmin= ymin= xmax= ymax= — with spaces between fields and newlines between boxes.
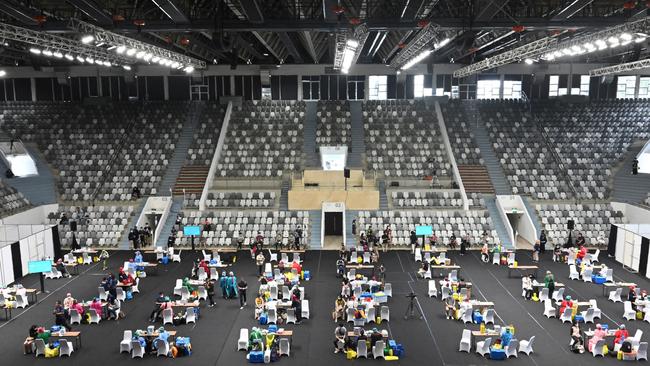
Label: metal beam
xmin=0 ymin=2 xmax=38 ymax=25
xmin=32 ymin=17 xmax=628 ymax=33
xmin=252 ymin=32 xmax=282 ymax=61
xmin=401 ymin=0 xmax=426 ymax=20
xmin=476 ymin=0 xmax=509 ymax=21
xmin=150 ymin=0 xmax=189 ymax=24
xmin=301 ymin=31 xmax=319 ymax=62
xmin=589 ymin=58 xmax=650 ymax=76
xmin=278 ymin=32 xmax=303 ymax=63
xmin=239 ymin=0 xmax=264 ymax=23
xmin=551 ymin=0 xmax=594 ymax=21
xmin=66 ymin=0 xmax=113 ymax=25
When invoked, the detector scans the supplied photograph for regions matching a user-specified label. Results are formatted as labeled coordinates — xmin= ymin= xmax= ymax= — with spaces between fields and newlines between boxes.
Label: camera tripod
xmin=404 ymin=293 xmax=423 ymax=320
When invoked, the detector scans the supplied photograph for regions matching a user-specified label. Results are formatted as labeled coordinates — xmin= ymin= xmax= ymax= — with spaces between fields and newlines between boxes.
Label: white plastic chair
xmin=59 ymin=340 xmax=73 ymax=357
xmin=131 ymin=340 xmax=145 ymax=358
xmin=609 ymin=287 xmax=622 ymax=303
xmin=604 ymin=268 xmax=613 ymax=282
xmin=582 ymin=267 xmax=593 ymax=282
xmin=380 ymin=306 xmax=390 ymax=323
xmin=162 ymin=308 xmax=173 ymax=325
xmin=373 ymin=340 xmax=386 ymax=359
xmin=592 ymin=339 xmax=606 ymax=357
xmin=476 ymin=337 xmax=492 ymax=357
xmin=623 ymin=301 xmax=636 ymax=321
xmin=155 ymin=339 xmax=169 ymax=357
xmin=356 ymin=340 xmax=367 ymax=358
xmin=483 ymin=308 xmax=495 ymax=325
xmin=384 ymin=283 xmax=393 ymax=297
xmin=539 ymin=288 xmax=549 ymax=302
xmin=459 ymin=329 xmax=472 ymax=353
xmin=637 ymin=342 xmax=648 ymax=361
xmin=98 ymin=286 xmax=108 ymax=301
xmin=120 ymin=330 xmax=132 ymax=353
xmin=428 ymin=280 xmax=438 ymax=298
xmin=268 ymin=308 xmax=277 ymax=324
xmin=588 ymin=299 xmax=601 ymax=319
xmin=505 ymin=339 xmax=519 ymax=358
xmin=569 ymin=265 xmax=579 ymax=280
xmin=34 ymin=338 xmax=46 ymax=357
xmin=238 ymin=328 xmax=249 ymax=351
xmin=590 ymin=249 xmax=600 ymax=262
xmin=69 ymin=309 xmax=81 ymax=325
xmin=279 ymin=338 xmax=290 ymax=357
xmin=519 ymin=336 xmax=535 ymax=355
xmin=552 ymin=287 xmax=565 ymax=303
xmin=286 ymin=308 xmax=297 ymax=324
xmin=197 ymin=286 xmax=207 ymax=301
xmin=89 ymin=308 xmax=101 ymax=324
xmin=301 ymin=300 xmax=310 ymax=319
xmin=441 ymin=286 xmax=451 ymax=301
xmin=629 ymin=329 xmax=643 ymax=349
xmin=560 ymin=307 xmax=572 ymax=323
xmin=116 ymin=287 xmax=126 ymax=301
xmin=581 ymin=308 xmax=596 ymax=324
xmin=185 ymin=307 xmax=196 ymax=324
xmin=132 ymin=278 xmax=140 ymax=294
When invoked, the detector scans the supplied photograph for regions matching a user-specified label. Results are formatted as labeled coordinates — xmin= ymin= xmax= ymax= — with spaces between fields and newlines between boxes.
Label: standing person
xmin=544 ymin=270 xmax=555 ymax=299
xmin=409 ymin=231 xmax=417 ymax=254
xmin=449 ymin=233 xmax=457 ymax=250
xmin=460 ymin=235 xmax=468 ymax=255
xmin=219 ymin=271 xmax=228 ymax=299
xmin=238 ymin=277 xmax=248 ymax=309
xmin=256 ymin=251 xmax=265 ymax=276
xmin=481 ymin=243 xmax=490 ymax=262
xmin=533 ymin=240 xmax=541 ymax=263
xmin=539 ymin=230 xmax=547 ymax=254
xmin=228 ymin=272 xmax=239 ymax=299
xmin=275 ymin=233 xmax=282 ymax=251
xmin=206 ymin=280 xmax=216 ymax=307
xmin=352 ymin=220 xmax=357 ymax=236
xmin=333 ymin=323 xmax=347 ymax=353
xmin=237 ymin=232 xmax=245 ymax=251
xmin=379 ymin=264 xmax=386 ymax=282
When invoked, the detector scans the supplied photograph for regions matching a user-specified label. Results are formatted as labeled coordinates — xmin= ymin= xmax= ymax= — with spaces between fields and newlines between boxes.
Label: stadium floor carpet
xmin=1 ymin=248 xmax=650 ymax=366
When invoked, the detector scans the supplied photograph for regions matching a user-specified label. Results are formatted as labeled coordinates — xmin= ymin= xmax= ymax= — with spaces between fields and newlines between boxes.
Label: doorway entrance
xmin=321 ymin=202 xmax=345 ymax=250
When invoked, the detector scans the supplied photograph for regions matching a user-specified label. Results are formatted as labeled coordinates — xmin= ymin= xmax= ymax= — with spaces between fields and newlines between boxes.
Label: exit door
xmin=324 ymin=212 xmax=343 ymax=235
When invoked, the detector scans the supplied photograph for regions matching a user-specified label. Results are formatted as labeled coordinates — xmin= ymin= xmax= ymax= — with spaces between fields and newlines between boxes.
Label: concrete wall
xmin=611 ymin=202 xmax=650 ymax=224
xmin=289 ymin=190 xmax=378 ymax=210
xmin=496 ymin=195 xmax=538 ymax=247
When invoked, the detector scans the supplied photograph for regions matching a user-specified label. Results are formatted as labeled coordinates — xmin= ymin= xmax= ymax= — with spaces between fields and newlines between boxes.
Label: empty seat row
xmin=0 ymin=180 xmax=30 ymax=218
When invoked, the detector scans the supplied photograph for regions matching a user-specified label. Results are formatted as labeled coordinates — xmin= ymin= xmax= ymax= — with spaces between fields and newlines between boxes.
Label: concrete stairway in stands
xmin=348 ymin=101 xmax=364 ymax=168
xmin=173 ymin=166 xmax=210 ymax=196
xmin=309 ymin=210 xmax=322 ymax=249
xmin=279 ymin=180 xmax=289 ymax=210
xmin=468 ymin=105 xmax=511 ymax=195
xmin=378 ymin=180 xmax=388 ymax=210
xmin=119 ymin=198 xmax=148 ymax=250
xmin=484 ymin=196 xmax=512 ymax=249
xmin=521 ymin=196 xmax=542 ymax=236
xmin=303 ymin=101 xmax=319 ymax=168
xmin=0 ymin=144 xmax=57 ymax=205
xmin=458 ymin=165 xmax=495 ymax=194
xmin=345 ymin=210 xmax=358 ymax=248
xmin=612 ymin=140 xmax=650 ymax=204
xmin=160 ymin=102 xmax=201 ymax=196
xmin=154 ymin=197 xmax=183 ymax=248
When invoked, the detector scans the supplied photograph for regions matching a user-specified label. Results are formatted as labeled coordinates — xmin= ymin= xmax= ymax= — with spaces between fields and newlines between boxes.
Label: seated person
xmin=333 ymin=323 xmax=347 ymax=353
xmin=614 ymin=324 xmax=629 ymax=348
xmin=336 ymin=258 xmax=345 ymax=277
xmin=576 ymin=245 xmax=587 ymax=261
xmin=332 ymin=296 xmax=345 ymax=321
xmin=417 ymin=261 xmax=429 ymax=278
xmin=500 ymin=327 xmax=513 ymax=347
xmin=370 ymin=328 xmax=383 ymax=347
xmin=154 ymin=327 xmax=169 ymax=347
xmin=570 ymin=321 xmax=585 ymax=353
xmin=481 ymin=243 xmax=489 ymax=262
xmin=149 ymin=293 xmax=167 ymax=321
xmin=133 ymin=330 xmax=147 ymax=348
xmin=70 ymin=300 xmax=85 ymax=316
xmin=553 ymin=244 xmax=563 ymax=262
xmin=134 ymin=251 xmax=143 ymax=263
xmin=254 ymin=295 xmax=265 ymax=319
xmin=559 ymin=296 xmax=573 ymax=315
xmin=106 ymin=296 xmax=120 ymax=320
xmin=55 ymin=259 xmax=71 ymax=277
xmin=89 ymin=297 xmax=103 ymax=317
xmin=588 ymin=324 xmax=606 ymax=352
xmin=63 ymin=293 xmax=75 ymax=310
xmin=182 ymin=277 xmax=195 ymax=293
xmin=521 ymin=275 xmax=533 ymax=300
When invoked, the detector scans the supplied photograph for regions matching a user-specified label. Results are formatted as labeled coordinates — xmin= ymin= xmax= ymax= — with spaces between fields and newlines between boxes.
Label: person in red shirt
xmin=576 ymin=245 xmax=588 ymax=261
xmin=292 ymin=260 xmax=302 ymax=274
xmin=614 ymin=324 xmax=629 ymax=345
xmin=559 ymin=295 xmax=574 ymax=315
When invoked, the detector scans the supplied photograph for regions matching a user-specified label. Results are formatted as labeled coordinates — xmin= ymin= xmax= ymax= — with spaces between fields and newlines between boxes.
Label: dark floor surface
xmin=2 ymin=248 xmax=650 ymax=365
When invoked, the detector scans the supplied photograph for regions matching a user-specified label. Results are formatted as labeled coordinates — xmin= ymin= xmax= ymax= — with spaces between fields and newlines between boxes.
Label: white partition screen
xmin=319 ymin=146 xmax=347 ymax=171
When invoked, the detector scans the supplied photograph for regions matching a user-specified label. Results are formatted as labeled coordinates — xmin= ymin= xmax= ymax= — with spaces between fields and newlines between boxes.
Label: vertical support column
xmin=164 ymin=75 xmax=169 ymax=100
xmin=230 ymin=75 xmax=235 ymax=96
xmin=30 ymin=78 xmax=36 ymax=102
xmin=297 ymin=74 xmax=303 ymax=101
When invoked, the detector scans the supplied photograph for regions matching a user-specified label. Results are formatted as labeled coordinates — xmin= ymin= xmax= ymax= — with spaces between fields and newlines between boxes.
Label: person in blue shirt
xmin=134 ymin=251 xmax=143 ymax=263
xmin=219 ymin=271 xmax=228 ymax=299
xmin=500 ymin=327 xmax=513 ymax=347
xmin=154 ymin=326 xmax=169 ymax=349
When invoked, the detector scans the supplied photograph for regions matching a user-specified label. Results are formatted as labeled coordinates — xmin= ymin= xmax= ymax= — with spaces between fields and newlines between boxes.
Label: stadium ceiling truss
xmin=0 ymin=0 xmax=646 ymax=68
